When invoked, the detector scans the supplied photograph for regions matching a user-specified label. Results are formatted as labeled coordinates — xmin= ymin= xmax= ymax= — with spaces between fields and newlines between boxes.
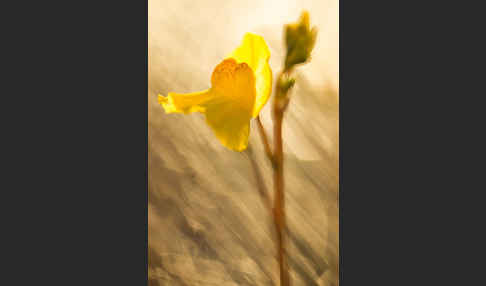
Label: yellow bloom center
xmin=210 ymin=58 xmax=255 ymax=113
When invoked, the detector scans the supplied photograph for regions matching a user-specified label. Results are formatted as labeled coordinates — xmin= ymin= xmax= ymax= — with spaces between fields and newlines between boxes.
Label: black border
xmin=4 ymin=1 xmax=148 ymax=284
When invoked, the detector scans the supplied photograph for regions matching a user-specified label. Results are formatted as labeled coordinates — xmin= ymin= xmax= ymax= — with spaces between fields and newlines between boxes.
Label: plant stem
xmin=273 ymin=109 xmax=289 ymax=286
xmin=256 ymin=115 xmax=274 ymax=166
xmin=255 ymin=70 xmax=293 ymax=286
xmin=272 ymin=71 xmax=291 ymax=286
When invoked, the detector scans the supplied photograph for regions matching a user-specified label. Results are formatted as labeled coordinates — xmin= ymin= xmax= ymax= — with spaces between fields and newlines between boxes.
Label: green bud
xmin=278 ymin=77 xmax=295 ymax=95
xmin=284 ymin=11 xmax=318 ymax=70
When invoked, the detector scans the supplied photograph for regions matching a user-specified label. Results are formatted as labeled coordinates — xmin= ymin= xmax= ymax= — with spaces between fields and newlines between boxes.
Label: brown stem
xmin=256 ymin=115 xmax=274 ymax=166
xmin=253 ymin=70 xmax=293 ymax=286
xmin=272 ymin=71 xmax=291 ymax=286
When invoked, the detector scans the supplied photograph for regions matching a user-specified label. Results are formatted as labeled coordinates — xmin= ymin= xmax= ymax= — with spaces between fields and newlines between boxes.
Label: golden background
xmin=149 ymin=0 xmax=339 ymax=285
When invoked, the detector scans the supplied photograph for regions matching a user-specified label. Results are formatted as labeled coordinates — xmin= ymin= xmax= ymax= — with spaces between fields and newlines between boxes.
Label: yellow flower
xmin=158 ymin=33 xmax=272 ymax=151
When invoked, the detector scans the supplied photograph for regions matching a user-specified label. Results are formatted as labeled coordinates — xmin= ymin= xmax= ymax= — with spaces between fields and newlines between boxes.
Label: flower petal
xmin=203 ymin=58 xmax=255 ymax=151
xmin=227 ymin=33 xmax=272 ymax=117
xmin=210 ymin=58 xmax=255 ymax=113
xmin=158 ymin=89 xmax=213 ymax=114
xmin=204 ymin=97 xmax=251 ymax=151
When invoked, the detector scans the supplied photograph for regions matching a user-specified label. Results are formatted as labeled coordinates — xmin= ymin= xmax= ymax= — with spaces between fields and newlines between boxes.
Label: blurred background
xmin=149 ymin=0 xmax=338 ymax=285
